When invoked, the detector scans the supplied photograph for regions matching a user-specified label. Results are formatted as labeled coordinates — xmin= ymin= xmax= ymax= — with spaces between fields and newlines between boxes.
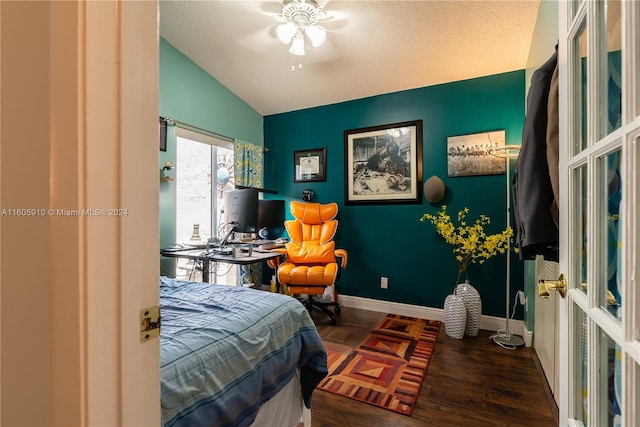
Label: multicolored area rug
xmin=317 ymin=314 xmax=441 ymax=416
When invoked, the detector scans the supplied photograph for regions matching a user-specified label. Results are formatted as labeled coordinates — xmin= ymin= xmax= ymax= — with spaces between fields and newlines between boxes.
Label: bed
xmin=160 ymin=276 xmax=328 ymax=427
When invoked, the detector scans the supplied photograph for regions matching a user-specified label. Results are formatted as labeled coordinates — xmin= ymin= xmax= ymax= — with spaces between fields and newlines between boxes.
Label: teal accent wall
xmin=264 ymin=71 xmax=526 ymax=318
xmin=159 ymin=37 xmax=264 ymax=275
xmin=159 ymin=125 xmax=177 ymax=276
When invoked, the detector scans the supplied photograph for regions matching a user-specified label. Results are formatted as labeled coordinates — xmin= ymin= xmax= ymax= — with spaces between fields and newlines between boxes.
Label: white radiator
xmin=533 ymin=255 xmax=560 ymax=404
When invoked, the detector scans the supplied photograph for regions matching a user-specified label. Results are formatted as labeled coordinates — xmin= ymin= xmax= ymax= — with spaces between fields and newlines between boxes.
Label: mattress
xmin=160 ymin=276 xmax=327 ymax=427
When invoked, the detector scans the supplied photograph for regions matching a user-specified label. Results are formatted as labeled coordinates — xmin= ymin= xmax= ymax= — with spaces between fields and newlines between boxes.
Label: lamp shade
xmin=289 ymin=31 xmax=306 ymax=56
xmin=305 ymin=25 xmax=326 ymax=47
xmin=277 ymin=22 xmax=297 ymax=44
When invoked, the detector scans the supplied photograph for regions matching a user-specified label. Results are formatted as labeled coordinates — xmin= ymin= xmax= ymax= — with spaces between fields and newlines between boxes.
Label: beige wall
xmin=1 ymin=1 xmax=160 ymax=425
xmin=1 ymin=2 xmax=53 ymax=425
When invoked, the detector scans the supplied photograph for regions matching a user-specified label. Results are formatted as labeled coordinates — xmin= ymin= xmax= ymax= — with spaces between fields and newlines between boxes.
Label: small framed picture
xmin=447 ymin=130 xmax=506 ymax=177
xmin=294 ymin=148 xmax=327 ymax=183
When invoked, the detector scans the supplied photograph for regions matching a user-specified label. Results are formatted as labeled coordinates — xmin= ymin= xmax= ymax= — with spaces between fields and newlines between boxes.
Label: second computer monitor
xmin=258 ymin=199 xmax=285 ymax=239
xmin=223 ymin=188 xmax=259 ymax=234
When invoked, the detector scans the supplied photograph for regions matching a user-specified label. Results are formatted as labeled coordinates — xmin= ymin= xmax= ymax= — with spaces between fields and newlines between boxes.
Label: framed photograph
xmin=344 ymin=120 xmax=423 ymax=205
xmin=447 ymin=130 xmax=505 ymax=177
xmin=294 ymin=148 xmax=326 ymax=182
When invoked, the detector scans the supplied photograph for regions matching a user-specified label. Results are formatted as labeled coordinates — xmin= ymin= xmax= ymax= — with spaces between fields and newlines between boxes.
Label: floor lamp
xmin=490 ymin=145 xmax=525 ymax=348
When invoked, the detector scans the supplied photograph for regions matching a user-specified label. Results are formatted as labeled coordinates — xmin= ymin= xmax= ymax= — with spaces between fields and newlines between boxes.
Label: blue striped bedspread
xmin=160 ymin=277 xmax=327 ymax=427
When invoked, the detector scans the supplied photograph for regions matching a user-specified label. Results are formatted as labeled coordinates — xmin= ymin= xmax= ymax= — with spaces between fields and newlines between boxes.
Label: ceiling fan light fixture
xmin=277 ymin=22 xmax=297 ymax=44
xmin=278 ymin=0 xmax=325 ymax=55
xmin=305 ymin=25 xmax=326 ymax=47
xmin=289 ymin=31 xmax=306 ymax=56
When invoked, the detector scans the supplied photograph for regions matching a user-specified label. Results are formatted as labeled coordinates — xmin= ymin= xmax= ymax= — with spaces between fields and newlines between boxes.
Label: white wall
xmin=526 ymin=1 xmax=560 ymax=92
xmin=520 ymin=0 xmax=559 ymax=333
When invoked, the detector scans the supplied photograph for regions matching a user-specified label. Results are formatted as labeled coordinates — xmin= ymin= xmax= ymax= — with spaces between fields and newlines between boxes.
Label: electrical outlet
xmin=380 ymin=277 xmax=388 ymax=289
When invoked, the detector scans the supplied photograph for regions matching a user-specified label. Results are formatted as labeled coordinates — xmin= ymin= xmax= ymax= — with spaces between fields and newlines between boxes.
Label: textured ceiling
xmin=159 ymin=0 xmax=541 ymax=116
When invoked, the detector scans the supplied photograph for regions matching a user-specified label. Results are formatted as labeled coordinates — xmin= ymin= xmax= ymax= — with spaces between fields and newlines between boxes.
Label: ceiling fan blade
xmin=236 ymin=26 xmax=280 ymax=54
xmin=259 ymin=1 xmax=283 ymax=16
xmin=314 ymin=0 xmax=331 ymax=10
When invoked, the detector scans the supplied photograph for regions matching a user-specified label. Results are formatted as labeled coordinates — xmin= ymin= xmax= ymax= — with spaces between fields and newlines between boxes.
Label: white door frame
xmin=79 ymin=1 xmax=161 ymax=424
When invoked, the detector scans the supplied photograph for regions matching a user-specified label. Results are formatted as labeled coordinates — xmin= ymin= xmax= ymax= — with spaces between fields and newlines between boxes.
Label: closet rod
xmin=160 ymin=116 xmax=235 ymax=143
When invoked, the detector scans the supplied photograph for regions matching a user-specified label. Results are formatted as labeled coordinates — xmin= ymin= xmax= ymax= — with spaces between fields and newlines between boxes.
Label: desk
xmin=160 ymin=247 xmax=282 ymax=283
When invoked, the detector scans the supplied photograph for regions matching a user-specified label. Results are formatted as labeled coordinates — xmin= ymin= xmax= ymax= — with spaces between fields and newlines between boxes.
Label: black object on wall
xmin=159 ymin=117 xmax=167 ymax=152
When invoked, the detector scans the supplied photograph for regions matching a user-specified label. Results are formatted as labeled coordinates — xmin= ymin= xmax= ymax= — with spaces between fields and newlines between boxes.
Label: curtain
xmin=234 ymin=140 xmax=263 ymax=188
xmin=167 ymin=121 xmax=176 ymax=148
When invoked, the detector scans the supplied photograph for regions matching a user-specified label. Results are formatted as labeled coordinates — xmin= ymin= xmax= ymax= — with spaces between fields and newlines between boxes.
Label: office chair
xmin=272 ymin=201 xmax=347 ymax=325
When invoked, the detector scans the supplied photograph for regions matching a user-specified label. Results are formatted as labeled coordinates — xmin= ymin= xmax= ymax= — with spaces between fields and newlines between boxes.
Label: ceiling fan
xmin=275 ymin=0 xmax=328 ymax=56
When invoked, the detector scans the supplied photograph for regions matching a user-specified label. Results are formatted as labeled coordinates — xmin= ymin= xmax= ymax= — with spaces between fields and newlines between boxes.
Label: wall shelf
xmin=235 ymin=184 xmax=277 ymax=194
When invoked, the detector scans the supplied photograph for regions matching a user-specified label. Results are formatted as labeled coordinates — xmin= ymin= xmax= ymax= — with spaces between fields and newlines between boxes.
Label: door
xmin=558 ymin=1 xmax=640 ymax=425
xmin=54 ymin=1 xmax=160 ymax=425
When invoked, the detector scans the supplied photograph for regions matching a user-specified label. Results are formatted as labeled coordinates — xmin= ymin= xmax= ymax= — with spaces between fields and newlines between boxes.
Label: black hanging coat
xmin=512 ymin=48 xmax=559 ymax=261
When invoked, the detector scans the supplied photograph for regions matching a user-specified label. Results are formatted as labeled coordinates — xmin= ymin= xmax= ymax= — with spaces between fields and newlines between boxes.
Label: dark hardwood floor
xmin=310 ymin=306 xmax=558 ymax=427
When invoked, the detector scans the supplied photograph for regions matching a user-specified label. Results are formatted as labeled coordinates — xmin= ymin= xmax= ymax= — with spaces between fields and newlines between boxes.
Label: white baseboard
xmin=338 ymin=294 xmax=530 ymax=347
xmin=523 ymin=326 xmax=533 ymax=347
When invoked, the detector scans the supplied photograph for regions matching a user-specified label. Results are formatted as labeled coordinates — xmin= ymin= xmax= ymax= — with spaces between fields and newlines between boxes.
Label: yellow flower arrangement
xmin=420 ymin=205 xmax=514 ymax=291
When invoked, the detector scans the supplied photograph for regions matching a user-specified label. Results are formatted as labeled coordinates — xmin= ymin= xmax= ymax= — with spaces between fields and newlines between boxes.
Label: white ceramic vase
xmin=455 ymin=280 xmax=482 ymax=337
xmin=443 ymin=294 xmax=467 ymax=339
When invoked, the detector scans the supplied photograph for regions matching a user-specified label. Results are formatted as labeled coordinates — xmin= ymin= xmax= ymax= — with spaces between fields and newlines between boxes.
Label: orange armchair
xmin=273 ymin=201 xmax=347 ymax=325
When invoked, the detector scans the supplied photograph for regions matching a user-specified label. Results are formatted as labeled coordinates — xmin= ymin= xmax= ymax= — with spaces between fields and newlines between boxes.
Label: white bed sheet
xmin=251 ymin=369 xmax=311 ymax=427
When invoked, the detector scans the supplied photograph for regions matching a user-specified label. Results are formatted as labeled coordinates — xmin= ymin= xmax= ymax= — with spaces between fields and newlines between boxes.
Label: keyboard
xmin=250 ymin=239 xmax=274 ymax=245
xmin=259 ymin=243 xmax=286 ymax=250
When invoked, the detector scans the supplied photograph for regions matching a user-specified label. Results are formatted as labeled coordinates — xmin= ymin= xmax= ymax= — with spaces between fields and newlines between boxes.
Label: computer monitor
xmin=257 ymin=199 xmax=285 ymax=239
xmin=223 ymin=188 xmax=259 ymax=234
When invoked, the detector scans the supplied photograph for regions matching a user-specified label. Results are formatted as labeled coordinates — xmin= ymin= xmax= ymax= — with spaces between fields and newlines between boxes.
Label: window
xmin=175 ymin=128 xmax=236 ymax=283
